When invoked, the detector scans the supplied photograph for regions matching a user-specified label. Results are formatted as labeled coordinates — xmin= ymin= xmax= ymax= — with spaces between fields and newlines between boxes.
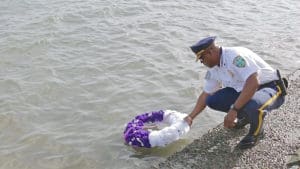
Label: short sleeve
xmin=203 ymin=71 xmax=220 ymax=94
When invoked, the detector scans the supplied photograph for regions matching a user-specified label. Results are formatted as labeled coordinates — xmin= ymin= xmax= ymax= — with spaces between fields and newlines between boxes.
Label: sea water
xmin=0 ymin=0 xmax=299 ymax=168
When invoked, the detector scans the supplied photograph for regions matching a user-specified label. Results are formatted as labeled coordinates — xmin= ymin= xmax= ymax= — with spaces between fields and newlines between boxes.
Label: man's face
xmin=199 ymin=47 xmax=215 ymax=68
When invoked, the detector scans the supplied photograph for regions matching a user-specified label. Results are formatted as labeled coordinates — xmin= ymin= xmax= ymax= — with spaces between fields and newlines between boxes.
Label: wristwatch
xmin=230 ymin=104 xmax=240 ymax=112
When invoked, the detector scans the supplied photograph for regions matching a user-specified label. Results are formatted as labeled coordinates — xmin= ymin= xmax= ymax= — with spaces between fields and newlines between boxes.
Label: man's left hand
xmin=224 ymin=109 xmax=238 ymax=128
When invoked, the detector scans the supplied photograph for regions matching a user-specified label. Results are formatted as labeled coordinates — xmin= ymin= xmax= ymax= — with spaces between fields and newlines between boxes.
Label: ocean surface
xmin=0 ymin=0 xmax=299 ymax=169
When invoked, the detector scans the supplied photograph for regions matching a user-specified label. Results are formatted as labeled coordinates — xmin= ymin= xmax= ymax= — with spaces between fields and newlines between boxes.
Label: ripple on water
xmin=0 ymin=0 xmax=299 ymax=169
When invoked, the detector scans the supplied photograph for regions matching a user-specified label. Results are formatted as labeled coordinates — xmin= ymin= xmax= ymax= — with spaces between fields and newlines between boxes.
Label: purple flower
xmin=134 ymin=110 xmax=164 ymax=123
xmin=123 ymin=110 xmax=165 ymax=148
xmin=123 ymin=120 xmax=144 ymax=134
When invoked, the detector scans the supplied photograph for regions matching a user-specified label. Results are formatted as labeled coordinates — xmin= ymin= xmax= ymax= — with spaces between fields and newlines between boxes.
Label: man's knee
xmin=205 ymin=88 xmax=240 ymax=112
xmin=205 ymin=95 xmax=227 ymax=111
xmin=205 ymin=95 xmax=216 ymax=109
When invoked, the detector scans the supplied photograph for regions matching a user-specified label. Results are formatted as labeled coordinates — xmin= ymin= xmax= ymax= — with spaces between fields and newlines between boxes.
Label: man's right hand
xmin=184 ymin=115 xmax=193 ymax=126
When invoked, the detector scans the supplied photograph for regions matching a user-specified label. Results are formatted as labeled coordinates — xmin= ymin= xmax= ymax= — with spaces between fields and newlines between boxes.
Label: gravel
xmin=151 ymin=69 xmax=300 ymax=169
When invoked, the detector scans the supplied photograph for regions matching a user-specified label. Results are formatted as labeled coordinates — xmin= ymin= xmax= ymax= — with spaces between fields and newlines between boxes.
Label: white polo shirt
xmin=203 ymin=47 xmax=278 ymax=94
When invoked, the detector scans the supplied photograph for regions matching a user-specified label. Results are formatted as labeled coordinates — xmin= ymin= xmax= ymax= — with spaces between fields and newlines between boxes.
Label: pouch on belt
xmin=276 ymin=70 xmax=288 ymax=96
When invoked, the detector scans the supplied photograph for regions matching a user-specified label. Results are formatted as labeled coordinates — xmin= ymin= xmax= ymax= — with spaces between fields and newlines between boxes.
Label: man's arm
xmin=185 ymin=91 xmax=209 ymax=126
xmin=224 ymin=72 xmax=259 ymax=128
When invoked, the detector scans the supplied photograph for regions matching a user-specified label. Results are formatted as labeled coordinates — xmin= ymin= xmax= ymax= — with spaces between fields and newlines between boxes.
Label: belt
xmin=258 ymin=81 xmax=277 ymax=91
xmin=258 ymin=77 xmax=288 ymax=96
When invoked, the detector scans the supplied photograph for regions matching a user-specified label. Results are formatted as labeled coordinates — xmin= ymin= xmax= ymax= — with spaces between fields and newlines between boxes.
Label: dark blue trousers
xmin=206 ymin=83 xmax=285 ymax=136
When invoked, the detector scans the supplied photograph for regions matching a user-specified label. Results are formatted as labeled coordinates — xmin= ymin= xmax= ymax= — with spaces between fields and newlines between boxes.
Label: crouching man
xmin=184 ymin=36 xmax=287 ymax=149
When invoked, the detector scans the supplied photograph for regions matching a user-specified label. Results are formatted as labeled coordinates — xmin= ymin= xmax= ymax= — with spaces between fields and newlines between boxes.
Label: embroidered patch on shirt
xmin=205 ymin=71 xmax=211 ymax=80
xmin=233 ymin=55 xmax=246 ymax=68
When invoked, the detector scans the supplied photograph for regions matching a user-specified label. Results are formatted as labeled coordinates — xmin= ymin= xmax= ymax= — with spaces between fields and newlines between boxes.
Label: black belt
xmin=258 ymin=70 xmax=288 ymax=96
xmin=258 ymin=81 xmax=277 ymax=90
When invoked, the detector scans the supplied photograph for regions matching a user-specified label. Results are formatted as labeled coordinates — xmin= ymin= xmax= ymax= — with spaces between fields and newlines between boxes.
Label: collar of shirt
xmin=219 ymin=47 xmax=225 ymax=67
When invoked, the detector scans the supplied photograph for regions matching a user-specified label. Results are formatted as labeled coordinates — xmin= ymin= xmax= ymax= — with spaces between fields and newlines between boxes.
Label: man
xmin=184 ymin=36 xmax=287 ymax=149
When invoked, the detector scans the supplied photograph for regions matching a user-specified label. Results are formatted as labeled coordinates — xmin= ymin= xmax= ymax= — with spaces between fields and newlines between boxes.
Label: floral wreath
xmin=123 ymin=110 xmax=190 ymax=148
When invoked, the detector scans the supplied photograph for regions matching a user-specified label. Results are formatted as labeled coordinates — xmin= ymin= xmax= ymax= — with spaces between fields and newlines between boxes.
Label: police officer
xmin=184 ymin=36 xmax=286 ymax=149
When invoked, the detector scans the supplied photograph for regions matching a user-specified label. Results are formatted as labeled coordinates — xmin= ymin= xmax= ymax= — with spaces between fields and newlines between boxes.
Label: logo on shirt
xmin=233 ymin=55 xmax=246 ymax=68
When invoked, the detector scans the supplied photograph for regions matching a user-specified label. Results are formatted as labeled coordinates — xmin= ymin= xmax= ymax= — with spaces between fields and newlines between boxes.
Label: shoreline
xmin=151 ymin=69 xmax=300 ymax=169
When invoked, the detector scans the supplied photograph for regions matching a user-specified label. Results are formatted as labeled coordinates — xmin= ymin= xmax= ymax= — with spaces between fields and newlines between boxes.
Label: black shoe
xmin=238 ymin=130 xmax=265 ymax=149
xmin=234 ymin=117 xmax=249 ymax=129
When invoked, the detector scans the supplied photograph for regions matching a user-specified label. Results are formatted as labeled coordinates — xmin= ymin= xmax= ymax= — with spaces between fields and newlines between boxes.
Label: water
xmin=0 ymin=0 xmax=299 ymax=168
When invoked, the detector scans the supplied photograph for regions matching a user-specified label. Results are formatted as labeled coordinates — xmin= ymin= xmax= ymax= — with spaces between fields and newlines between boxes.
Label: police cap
xmin=190 ymin=36 xmax=216 ymax=61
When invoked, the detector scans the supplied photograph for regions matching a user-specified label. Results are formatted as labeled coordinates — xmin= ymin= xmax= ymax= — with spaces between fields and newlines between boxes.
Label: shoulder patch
xmin=205 ymin=71 xmax=211 ymax=80
xmin=233 ymin=55 xmax=246 ymax=68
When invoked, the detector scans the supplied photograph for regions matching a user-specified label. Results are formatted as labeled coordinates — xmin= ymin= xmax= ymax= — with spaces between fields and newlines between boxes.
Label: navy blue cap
xmin=190 ymin=36 xmax=216 ymax=61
